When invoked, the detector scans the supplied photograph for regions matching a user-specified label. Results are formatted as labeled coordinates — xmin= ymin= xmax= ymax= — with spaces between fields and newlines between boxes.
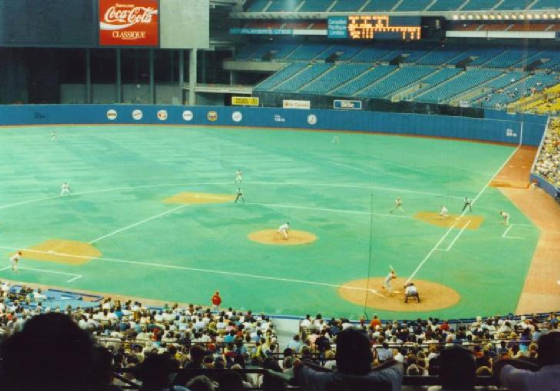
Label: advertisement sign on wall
xmin=232 ymin=96 xmax=259 ymax=106
xmin=283 ymin=100 xmax=311 ymax=110
xmin=99 ymin=0 xmax=159 ymax=47
xmin=333 ymin=100 xmax=362 ymax=110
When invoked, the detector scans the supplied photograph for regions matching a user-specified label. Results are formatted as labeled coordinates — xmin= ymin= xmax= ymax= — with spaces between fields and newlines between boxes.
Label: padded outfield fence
xmin=0 ymin=104 xmax=548 ymax=146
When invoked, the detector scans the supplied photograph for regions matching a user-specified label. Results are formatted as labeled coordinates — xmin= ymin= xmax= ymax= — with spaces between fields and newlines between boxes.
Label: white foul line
xmin=0 ymin=245 xmax=384 ymax=297
xmin=246 ymin=202 xmax=412 ymax=219
xmin=406 ymin=144 xmax=521 ymax=284
xmin=6 ymin=265 xmax=82 ymax=283
xmin=502 ymin=224 xmax=524 ymax=240
xmin=88 ymin=204 xmax=187 ymax=244
xmin=436 ymin=220 xmax=472 ymax=252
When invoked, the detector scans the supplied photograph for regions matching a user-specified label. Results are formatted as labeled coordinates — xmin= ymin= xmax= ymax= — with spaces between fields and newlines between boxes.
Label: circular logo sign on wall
xmin=106 ymin=109 xmax=117 ymax=121
xmin=307 ymin=114 xmax=317 ymax=125
xmin=182 ymin=110 xmax=194 ymax=122
xmin=207 ymin=111 xmax=218 ymax=122
xmin=132 ymin=109 xmax=143 ymax=121
xmin=157 ymin=109 xmax=168 ymax=121
xmin=232 ymin=111 xmax=243 ymax=123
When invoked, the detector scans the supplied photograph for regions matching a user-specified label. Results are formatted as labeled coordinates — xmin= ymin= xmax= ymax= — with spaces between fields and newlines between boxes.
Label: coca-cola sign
xmin=99 ymin=0 xmax=159 ymax=46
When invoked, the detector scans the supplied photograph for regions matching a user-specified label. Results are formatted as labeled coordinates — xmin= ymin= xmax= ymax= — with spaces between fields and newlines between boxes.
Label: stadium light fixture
xmin=452 ymin=14 xmax=458 ymax=20
xmin=482 ymin=14 xmax=488 ymax=20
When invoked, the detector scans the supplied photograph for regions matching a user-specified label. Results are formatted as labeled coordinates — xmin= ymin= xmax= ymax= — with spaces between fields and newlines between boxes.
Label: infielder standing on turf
xmin=500 ymin=210 xmax=510 ymax=225
xmin=382 ymin=267 xmax=397 ymax=293
xmin=235 ymin=169 xmax=243 ymax=184
xmin=10 ymin=251 xmax=22 ymax=272
xmin=278 ymin=222 xmax=290 ymax=240
xmin=462 ymin=197 xmax=472 ymax=213
xmin=390 ymin=197 xmax=405 ymax=214
xmin=234 ymin=188 xmax=245 ymax=203
xmin=60 ymin=182 xmax=71 ymax=197
xmin=439 ymin=205 xmax=448 ymax=219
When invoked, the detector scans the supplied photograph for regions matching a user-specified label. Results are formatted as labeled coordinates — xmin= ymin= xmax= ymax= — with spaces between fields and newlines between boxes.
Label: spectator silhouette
xmin=134 ymin=353 xmax=185 ymax=391
xmin=0 ymin=313 xmax=97 ymax=391
xmin=429 ymin=345 xmax=476 ymax=391
xmin=495 ymin=331 xmax=560 ymax=391
xmin=294 ymin=328 xmax=403 ymax=391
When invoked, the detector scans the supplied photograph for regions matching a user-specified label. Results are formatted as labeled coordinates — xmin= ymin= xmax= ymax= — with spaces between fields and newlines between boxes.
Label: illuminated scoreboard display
xmin=328 ymin=16 xmax=421 ymax=41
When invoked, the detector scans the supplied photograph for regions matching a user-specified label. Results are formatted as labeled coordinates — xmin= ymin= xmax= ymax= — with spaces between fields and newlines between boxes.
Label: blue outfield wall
xmin=0 ymin=104 xmax=547 ymax=146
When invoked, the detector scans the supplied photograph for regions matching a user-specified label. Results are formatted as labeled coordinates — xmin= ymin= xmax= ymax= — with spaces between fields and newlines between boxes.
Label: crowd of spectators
xmin=0 ymin=281 xmax=558 ymax=390
xmin=534 ymin=117 xmax=560 ymax=188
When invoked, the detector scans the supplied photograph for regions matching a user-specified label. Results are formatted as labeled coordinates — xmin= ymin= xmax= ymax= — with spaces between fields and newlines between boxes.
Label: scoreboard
xmin=328 ymin=16 xmax=421 ymax=41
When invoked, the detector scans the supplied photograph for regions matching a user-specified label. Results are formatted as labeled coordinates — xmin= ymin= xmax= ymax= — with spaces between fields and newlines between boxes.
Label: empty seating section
xmin=537 ymin=51 xmax=560 ymax=71
xmin=359 ymin=66 xmax=435 ymax=98
xmin=417 ymin=48 xmax=464 ymax=65
xmin=351 ymin=47 xmax=397 ymax=63
xmin=495 ymin=0 xmax=532 ymax=10
xmin=461 ymin=0 xmax=498 ymax=11
xmin=362 ymin=0 xmax=399 ymax=12
xmin=428 ymin=0 xmax=466 ymax=11
xmin=246 ymin=0 xmax=271 ymax=12
xmin=468 ymin=48 xmax=506 ymax=66
xmin=298 ymin=0 xmax=333 ymax=11
xmin=247 ymin=43 xmax=299 ymax=60
xmin=301 ymin=64 xmax=370 ymax=94
xmin=332 ymin=65 xmax=396 ymax=96
xmin=530 ymin=0 xmax=560 ymax=9
xmin=266 ymin=0 xmax=302 ymax=12
xmin=396 ymin=0 xmax=434 ymax=11
xmin=409 ymin=68 xmax=463 ymax=98
xmin=274 ymin=63 xmax=332 ymax=92
xmin=286 ymin=44 xmax=329 ymax=60
xmin=315 ymin=45 xmax=362 ymax=61
xmin=254 ymin=63 xmax=308 ymax=91
xmin=484 ymin=49 xmax=539 ymax=68
xmin=329 ymin=0 xmax=366 ymax=12
xmin=402 ymin=47 xmax=434 ymax=63
xmin=418 ymin=69 xmax=502 ymax=103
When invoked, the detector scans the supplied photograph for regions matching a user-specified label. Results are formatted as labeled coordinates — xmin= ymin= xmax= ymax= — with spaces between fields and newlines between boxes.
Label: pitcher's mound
xmin=339 ymin=277 xmax=460 ymax=312
xmin=16 ymin=239 xmax=101 ymax=265
xmin=164 ymin=192 xmax=235 ymax=205
xmin=249 ymin=230 xmax=317 ymax=245
xmin=414 ymin=211 xmax=483 ymax=230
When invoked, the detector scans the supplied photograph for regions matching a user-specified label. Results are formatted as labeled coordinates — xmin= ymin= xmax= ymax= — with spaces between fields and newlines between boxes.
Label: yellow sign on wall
xmin=232 ymin=96 xmax=259 ymax=106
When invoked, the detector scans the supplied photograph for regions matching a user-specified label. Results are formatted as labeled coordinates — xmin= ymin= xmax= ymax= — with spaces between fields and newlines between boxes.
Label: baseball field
xmin=0 ymin=125 xmax=542 ymax=320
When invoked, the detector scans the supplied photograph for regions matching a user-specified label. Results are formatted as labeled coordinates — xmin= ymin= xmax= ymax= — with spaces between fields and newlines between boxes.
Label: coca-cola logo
xmin=100 ymin=4 xmax=157 ymax=31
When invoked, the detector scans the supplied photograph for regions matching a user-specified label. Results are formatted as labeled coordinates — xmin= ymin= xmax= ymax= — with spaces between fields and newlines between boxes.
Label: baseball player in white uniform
xmin=235 ymin=170 xmax=243 ymax=184
xmin=10 ymin=251 xmax=22 ymax=272
xmin=60 ymin=182 xmax=71 ymax=197
xmin=390 ymin=197 xmax=405 ymax=214
xmin=278 ymin=222 xmax=290 ymax=240
xmin=500 ymin=210 xmax=510 ymax=225
xmin=382 ymin=268 xmax=397 ymax=293
xmin=439 ymin=205 xmax=449 ymax=219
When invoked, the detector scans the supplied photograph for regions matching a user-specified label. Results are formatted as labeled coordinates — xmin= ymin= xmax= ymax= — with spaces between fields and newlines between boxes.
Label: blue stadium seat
xmin=427 ymin=0 xmax=467 ymax=11
xmin=495 ymin=0 xmax=532 ymax=10
xmin=418 ymin=69 xmax=502 ymax=103
xmin=362 ymin=0 xmax=400 ymax=12
xmin=330 ymin=0 xmax=367 ymax=12
xmin=351 ymin=47 xmax=401 ymax=63
xmin=332 ymin=65 xmax=396 ymax=96
xmin=254 ymin=63 xmax=309 ymax=91
xmin=246 ymin=0 xmax=271 ymax=12
xmin=315 ymin=45 xmax=362 ymax=61
xmin=396 ymin=0 xmax=433 ymax=11
xmin=484 ymin=49 xmax=539 ymax=68
xmin=267 ymin=0 xmax=303 ymax=12
xmin=286 ymin=44 xmax=329 ymax=60
xmin=530 ymin=0 xmax=560 ymax=9
xmin=461 ymin=0 xmax=498 ymax=11
xmin=301 ymin=64 xmax=371 ymax=94
xmin=273 ymin=63 xmax=333 ymax=92
xmin=416 ymin=47 xmax=466 ymax=65
xmin=298 ymin=0 xmax=333 ymax=11
xmin=358 ymin=66 xmax=435 ymax=98
xmin=409 ymin=68 xmax=463 ymax=99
